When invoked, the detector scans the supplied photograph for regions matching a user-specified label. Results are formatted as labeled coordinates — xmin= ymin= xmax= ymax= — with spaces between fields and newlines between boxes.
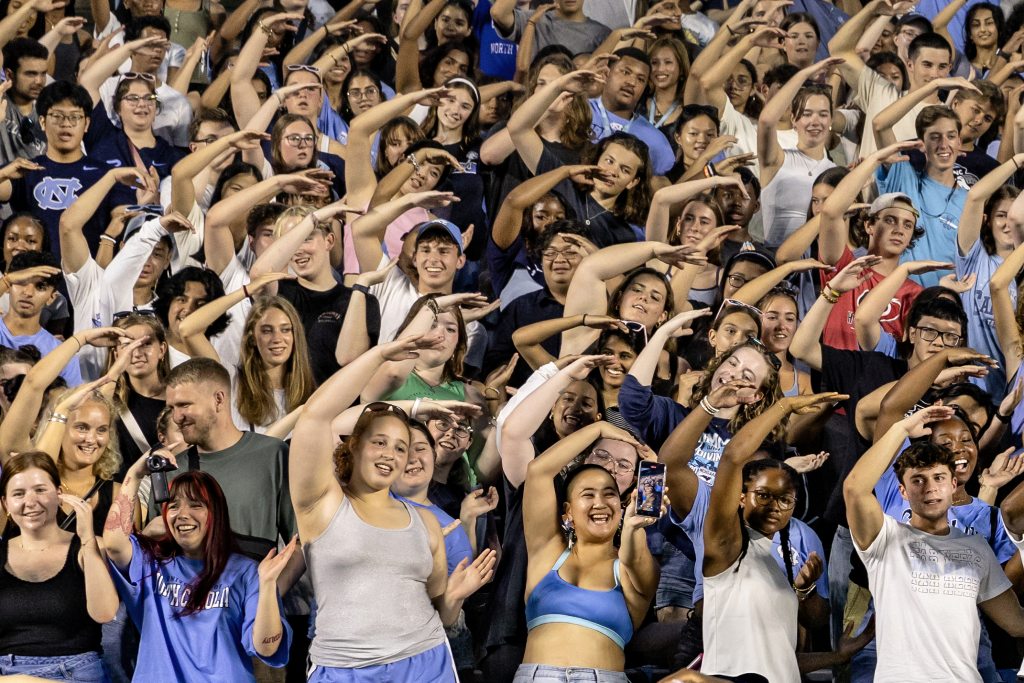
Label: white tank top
xmin=702 ymin=528 xmax=801 ymax=683
xmin=761 ymin=148 xmax=836 ymax=249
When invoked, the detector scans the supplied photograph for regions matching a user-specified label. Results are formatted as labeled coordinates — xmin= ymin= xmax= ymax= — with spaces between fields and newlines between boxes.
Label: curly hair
xmin=236 ymin=296 xmax=315 ymax=428
xmin=333 ymin=410 xmax=410 ymax=484
xmin=153 ymin=267 xmax=229 ymax=339
xmin=690 ymin=340 xmax=784 ymax=441
xmin=893 ymin=441 xmax=957 ymax=484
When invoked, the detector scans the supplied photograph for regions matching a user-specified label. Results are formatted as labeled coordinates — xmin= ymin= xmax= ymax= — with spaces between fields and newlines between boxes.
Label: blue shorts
xmin=513 ymin=664 xmax=629 ymax=682
xmin=0 ymin=652 xmax=109 ymax=682
xmin=307 ymin=642 xmax=456 ymax=682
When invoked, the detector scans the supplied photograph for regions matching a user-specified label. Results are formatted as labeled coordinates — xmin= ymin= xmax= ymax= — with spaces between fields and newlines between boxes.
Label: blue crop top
xmin=524 ymin=549 xmax=633 ymax=649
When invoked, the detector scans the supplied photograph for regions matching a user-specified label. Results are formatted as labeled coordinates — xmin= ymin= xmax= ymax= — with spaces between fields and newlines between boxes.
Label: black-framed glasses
xmin=725 ymin=273 xmax=752 ymax=289
xmin=589 ymin=448 xmax=636 ymax=474
xmin=745 ymin=334 xmax=782 ymax=370
xmin=112 ymin=308 xmax=158 ymax=322
xmin=430 ymin=417 xmax=472 ymax=439
xmin=913 ymin=325 xmax=962 ymax=347
xmin=284 ymin=134 xmax=316 ymax=148
xmin=750 ymin=489 xmax=796 ymax=510
xmin=361 ymin=401 xmax=409 ymax=420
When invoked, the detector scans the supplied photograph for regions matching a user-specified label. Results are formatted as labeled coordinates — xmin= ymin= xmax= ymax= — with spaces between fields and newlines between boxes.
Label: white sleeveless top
xmin=760 ymin=148 xmax=836 ymax=249
xmin=702 ymin=528 xmax=801 ymax=683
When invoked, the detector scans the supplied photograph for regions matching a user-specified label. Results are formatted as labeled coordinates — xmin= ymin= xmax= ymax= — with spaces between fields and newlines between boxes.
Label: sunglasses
xmin=112 ymin=308 xmax=158 ymax=322
xmin=121 ymin=71 xmax=157 ymax=83
xmin=361 ymin=401 xmax=409 ymax=421
xmin=745 ymin=335 xmax=782 ymax=371
xmin=620 ymin=320 xmax=648 ymax=347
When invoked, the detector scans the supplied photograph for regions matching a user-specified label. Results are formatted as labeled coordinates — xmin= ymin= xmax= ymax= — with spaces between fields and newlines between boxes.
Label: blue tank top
xmin=524 ymin=549 xmax=633 ymax=649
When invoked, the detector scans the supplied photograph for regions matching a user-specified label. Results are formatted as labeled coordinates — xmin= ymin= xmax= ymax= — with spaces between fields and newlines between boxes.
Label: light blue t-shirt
xmin=588 ymin=98 xmax=675 ymax=175
xmin=400 ymin=496 xmax=474 ymax=576
xmin=910 ymin=0 xmax=985 ymax=53
xmin=0 ymin=316 xmax=81 ymax=386
xmin=675 ymin=480 xmax=830 ymax=603
xmin=958 ymin=239 xmax=1013 ymax=400
xmin=874 ymin=440 xmax=1018 ymax=563
xmin=876 ymin=161 xmax=967 ymax=288
xmin=109 ymin=535 xmax=291 ymax=682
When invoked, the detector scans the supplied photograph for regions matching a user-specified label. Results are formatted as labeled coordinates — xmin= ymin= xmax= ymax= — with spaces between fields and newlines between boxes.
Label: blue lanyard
xmin=646 ymin=100 xmax=678 ymax=128
xmin=597 ymin=99 xmax=634 ymax=136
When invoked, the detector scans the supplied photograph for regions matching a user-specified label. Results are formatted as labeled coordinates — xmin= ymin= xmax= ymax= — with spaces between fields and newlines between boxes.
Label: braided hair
xmin=735 ymin=458 xmax=800 ymax=586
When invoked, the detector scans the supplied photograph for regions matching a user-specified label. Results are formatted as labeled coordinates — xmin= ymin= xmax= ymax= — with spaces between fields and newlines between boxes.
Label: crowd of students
xmin=4 ymin=0 xmax=1024 ymax=681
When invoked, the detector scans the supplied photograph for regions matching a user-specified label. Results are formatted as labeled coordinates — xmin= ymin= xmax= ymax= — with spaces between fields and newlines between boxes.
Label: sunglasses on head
xmin=714 ymin=298 xmax=763 ymax=325
xmin=121 ymin=71 xmax=156 ymax=83
xmin=745 ymin=335 xmax=782 ymax=371
xmin=112 ymin=308 xmax=158 ymax=322
xmin=361 ymin=401 xmax=409 ymax=421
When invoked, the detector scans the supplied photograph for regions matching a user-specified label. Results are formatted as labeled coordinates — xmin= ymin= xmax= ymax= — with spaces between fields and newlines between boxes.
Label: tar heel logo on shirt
xmin=156 ymin=572 xmax=232 ymax=610
xmin=33 ymin=176 xmax=82 ymax=210
xmin=455 ymin=151 xmax=478 ymax=175
xmin=938 ymin=214 xmax=959 ymax=233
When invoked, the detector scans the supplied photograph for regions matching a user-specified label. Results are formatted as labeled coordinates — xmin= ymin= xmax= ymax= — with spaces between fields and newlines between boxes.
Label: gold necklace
xmin=17 ymin=538 xmax=52 ymax=552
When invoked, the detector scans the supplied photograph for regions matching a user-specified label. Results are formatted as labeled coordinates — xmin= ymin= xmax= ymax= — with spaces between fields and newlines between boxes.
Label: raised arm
xmin=845 ymin=405 xmax=954 ymax=550
xmin=731 ymin=259 xmax=826 ymax=306
xmin=958 ymin=154 xmax=1024 ymax=256
xmin=489 ymin=0 xmax=517 ymax=35
xmin=335 ymin=259 xmax=395 ymax=367
xmin=827 ymin=0 xmax=888 ymax=86
xmin=931 ymin=0 xmax=968 ymax=46
xmin=59 ymin=168 xmax=145 ymax=273
xmin=170 ymin=130 xmax=267 ymax=217
xmin=853 ymin=260 xmax=952 ymax=351
xmin=508 ymin=70 xmax=601 ymax=173
xmin=523 ymin=421 xmax=637 ymax=554
xmin=775 ymin=216 xmax=822 ymax=265
xmin=79 ymin=37 xmax=164 ymax=107
xmin=282 ymin=17 xmax=352 ymax=69
xmin=250 ymin=198 xmax=358 ymax=283
xmin=873 ymin=78 xmax=978 ymax=150
xmin=512 ymin=315 xmax=587 ymax=370
xmin=230 ymin=13 xmax=302 ymax=127
xmin=646 ymin=176 xmax=741 ymax=242
xmin=698 ymin=25 xmax=785 ymax=115
xmin=991 ymin=202 xmax=1024 ymax=381
xmin=351 ymin=190 xmax=456 ymax=272
xmin=685 ymin=0 xmax=757 ymax=106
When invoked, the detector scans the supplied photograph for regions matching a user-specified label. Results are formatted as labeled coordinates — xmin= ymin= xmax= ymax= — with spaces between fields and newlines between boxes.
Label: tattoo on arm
xmin=261 ymin=633 xmax=283 ymax=645
xmin=103 ymin=490 xmax=135 ymax=536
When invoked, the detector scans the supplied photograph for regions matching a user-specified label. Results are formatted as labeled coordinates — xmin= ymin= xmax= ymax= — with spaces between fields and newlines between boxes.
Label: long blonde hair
xmin=236 ymin=296 xmax=315 ymax=428
xmin=49 ymin=391 xmax=122 ymax=481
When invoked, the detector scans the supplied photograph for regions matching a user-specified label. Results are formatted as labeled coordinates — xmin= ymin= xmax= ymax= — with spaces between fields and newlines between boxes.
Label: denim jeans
xmin=513 ymin=664 xmax=629 ymax=682
xmin=0 ymin=652 xmax=108 ymax=682
xmin=829 ymin=526 xmax=853 ymax=651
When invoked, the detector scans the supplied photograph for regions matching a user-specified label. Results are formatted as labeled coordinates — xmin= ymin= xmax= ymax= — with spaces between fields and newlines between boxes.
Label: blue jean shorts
xmin=307 ymin=642 xmax=456 ymax=682
xmin=513 ymin=664 xmax=629 ymax=682
xmin=0 ymin=651 xmax=108 ymax=682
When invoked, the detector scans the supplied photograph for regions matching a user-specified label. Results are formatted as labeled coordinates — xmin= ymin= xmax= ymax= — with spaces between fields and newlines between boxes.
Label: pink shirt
xmin=343 ymin=205 xmax=433 ymax=274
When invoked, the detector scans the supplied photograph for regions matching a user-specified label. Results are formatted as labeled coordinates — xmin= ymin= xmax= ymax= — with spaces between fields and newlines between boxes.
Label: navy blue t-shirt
xmin=474 ymin=0 xmax=517 ymax=80
xmin=10 ymin=154 xmax=134 ymax=258
xmin=84 ymin=104 xmax=187 ymax=181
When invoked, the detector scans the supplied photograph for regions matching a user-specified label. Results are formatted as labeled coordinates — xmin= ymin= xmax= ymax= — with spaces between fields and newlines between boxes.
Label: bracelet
xmin=820 ymin=285 xmax=840 ymax=304
xmin=999 ymin=49 xmax=1011 ymax=61
xmin=257 ymin=19 xmax=273 ymax=36
xmin=426 ymin=297 xmax=441 ymax=317
xmin=49 ymin=412 xmax=68 ymax=424
xmin=100 ymin=234 xmax=117 ymax=245
xmin=411 ymin=397 xmax=422 ymax=419
xmin=406 ymin=153 xmax=422 ymax=172
xmin=1015 ymin=157 xmax=1022 ymax=171
xmin=996 ymin=411 xmax=1013 ymax=423
xmin=71 ymin=336 xmax=82 ymax=350
xmin=794 ymin=583 xmax=816 ymax=600
xmin=352 ymin=283 xmax=370 ymax=295
xmin=699 ymin=396 xmax=720 ymax=416
xmin=581 ymin=314 xmax=588 ymax=327
xmin=483 ymin=386 xmax=501 ymax=401
xmin=242 ymin=284 xmax=252 ymax=301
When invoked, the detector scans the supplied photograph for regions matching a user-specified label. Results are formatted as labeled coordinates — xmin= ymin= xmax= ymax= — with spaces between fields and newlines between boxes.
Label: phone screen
xmin=636 ymin=461 xmax=666 ymax=518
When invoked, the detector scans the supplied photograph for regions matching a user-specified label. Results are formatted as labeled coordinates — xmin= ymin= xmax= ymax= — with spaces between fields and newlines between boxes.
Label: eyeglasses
xmin=745 ymin=334 xmax=782 ymax=370
xmin=620 ymin=320 xmax=648 ymax=346
xmin=430 ymin=417 xmax=472 ymax=439
xmin=540 ymin=247 xmax=582 ymax=262
xmin=348 ymin=86 xmax=380 ymax=101
xmin=913 ymin=325 xmax=962 ymax=347
xmin=112 ymin=308 xmax=158 ymax=322
xmin=121 ymin=94 xmax=159 ymax=107
xmin=283 ymin=134 xmax=316 ymax=148
xmin=361 ymin=401 xmax=409 ymax=420
xmin=121 ymin=72 xmax=156 ymax=83
xmin=589 ymin=448 xmax=636 ymax=475
xmin=46 ymin=111 xmax=86 ymax=126
xmin=725 ymin=273 xmax=752 ymax=289
xmin=750 ymin=489 xmax=796 ymax=510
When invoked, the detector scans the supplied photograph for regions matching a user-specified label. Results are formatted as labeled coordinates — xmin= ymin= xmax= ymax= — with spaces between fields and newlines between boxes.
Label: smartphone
xmin=635 ymin=461 xmax=666 ymax=518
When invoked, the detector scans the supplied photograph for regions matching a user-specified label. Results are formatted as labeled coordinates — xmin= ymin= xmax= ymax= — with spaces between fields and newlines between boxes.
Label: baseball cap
xmin=869 ymin=192 xmax=920 ymax=218
xmin=416 ymin=220 xmax=464 ymax=254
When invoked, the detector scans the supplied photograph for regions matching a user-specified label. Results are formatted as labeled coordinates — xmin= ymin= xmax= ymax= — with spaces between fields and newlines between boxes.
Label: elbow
xmin=89 ymin=600 xmax=119 ymax=624
xmin=1002 ymin=500 xmax=1024 ymax=537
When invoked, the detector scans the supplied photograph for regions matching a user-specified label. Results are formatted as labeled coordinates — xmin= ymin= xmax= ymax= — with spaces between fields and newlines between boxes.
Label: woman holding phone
xmin=518 ymin=419 xmax=659 ymax=682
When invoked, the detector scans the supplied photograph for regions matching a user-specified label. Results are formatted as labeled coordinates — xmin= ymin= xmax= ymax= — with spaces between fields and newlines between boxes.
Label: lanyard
xmin=597 ymin=99 xmax=634 ymax=136
xmin=646 ymin=99 xmax=678 ymax=128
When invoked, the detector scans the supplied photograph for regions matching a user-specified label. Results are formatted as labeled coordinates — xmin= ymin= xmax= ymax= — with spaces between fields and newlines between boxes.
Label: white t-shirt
xmin=855 ymin=68 xmax=928 ymax=159
xmin=98 ymin=78 xmax=194 ymax=147
xmin=857 ymin=515 xmax=1012 ymax=683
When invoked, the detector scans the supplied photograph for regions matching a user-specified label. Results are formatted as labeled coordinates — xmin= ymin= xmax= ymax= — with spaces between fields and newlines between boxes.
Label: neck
xmin=47 ymin=147 xmax=82 ymax=163
xmin=130 ymin=372 xmax=165 ymax=398
xmin=654 ymin=88 xmax=676 ymax=107
xmin=10 ymin=93 xmax=33 ymax=114
xmin=299 ymin=269 xmax=336 ymax=291
xmin=974 ymin=45 xmax=997 ymax=66
xmin=601 ymin=386 xmax=618 ymax=409
xmin=601 ymin=93 xmax=634 ymax=120
xmin=133 ymin=282 xmax=155 ymax=306
xmin=570 ymin=537 xmax=617 ymax=558
xmin=266 ymin=363 xmax=285 ymax=389
xmin=399 ymin=486 xmax=429 ymax=504
xmin=2 ymin=311 xmax=41 ymax=336
xmin=538 ymin=115 xmax=563 ymax=141
xmin=797 ymin=139 xmax=826 ymax=159
xmin=435 ymin=126 xmax=462 ymax=145
xmin=345 ymin=480 xmax=398 ymax=505
xmin=926 ymin=163 xmax=955 ymax=186
xmin=556 ymin=6 xmax=585 ymax=21
xmin=913 ymin=81 xmax=941 ymax=103
xmin=548 ymin=281 xmax=569 ymax=304
xmin=125 ymin=126 xmax=156 ymax=148
xmin=909 ymin=512 xmax=952 ymax=535
xmin=432 ymin=458 xmax=457 ymax=483
xmin=414 ymin=363 xmax=445 ymax=385
xmin=18 ymin=523 xmax=63 ymax=546
xmin=868 ymin=250 xmax=901 ymax=274
xmin=197 ymin=422 xmax=243 ymax=454
xmin=417 ymin=280 xmax=454 ymax=296
xmin=590 ymin=190 xmax=618 ymax=210
xmin=997 ymin=242 xmax=1017 ymax=259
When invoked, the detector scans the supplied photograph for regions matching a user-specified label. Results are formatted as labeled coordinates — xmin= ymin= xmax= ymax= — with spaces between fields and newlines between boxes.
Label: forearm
xmin=828 ymin=0 xmax=882 ymax=55
xmin=855 ymin=15 xmax=891 ymax=59
xmin=335 ymin=291 xmax=370 ymax=366
xmin=849 ymin=423 xmax=910 ymax=495
xmin=171 ymin=140 xmax=234 ymax=215
xmin=776 ymin=217 xmax=821 ymax=264
xmin=512 ymin=316 xmax=580 ymax=358
xmin=618 ymin=526 xmax=656 ymax=582
xmin=220 ymin=0 xmax=259 ymax=42
xmin=284 ymin=25 xmax=327 ymax=68
xmin=369 ymin=162 xmax=416 ymax=209
xmin=201 ymin=67 xmax=233 ymax=110
xmin=503 ymin=369 xmax=575 ymax=437
xmin=733 ymin=263 xmax=798 ymax=305
xmin=722 ymin=402 xmax=790 ymax=466
xmin=179 ymin=288 xmax=246 ymax=340
xmin=82 ymin=539 xmax=119 ymax=623
xmin=394 ymin=33 xmax=422 ymax=94
xmin=798 ymin=651 xmax=847 ymax=674
xmin=403 ymin=0 xmax=445 ymax=41
xmin=699 ymin=35 xmax=755 ymax=102
xmin=305 ymin=345 xmax=393 ymax=423
xmin=80 ymin=44 xmax=133 ymax=100
xmin=33 ymin=421 xmax=65 ymax=461
xmin=931 ymin=0 xmax=967 ymax=32
xmin=171 ymin=47 xmax=205 ymax=95
xmin=253 ymin=581 xmax=286 ymax=657
xmin=627 ymin=331 xmax=670 ymax=386
xmin=0 ymin=2 xmax=39 ymax=48
xmin=820 ymin=162 xmax=877 ymax=262
xmin=251 ymin=216 xmax=315 ymax=276
xmin=790 ymin=298 xmax=832 ymax=369
xmin=873 ymin=85 xmax=935 ymax=137
xmin=530 ymin=422 xmax=603 ymax=479
xmin=853 ymin=265 xmax=909 ymax=350
xmin=102 ymin=470 xmax=140 ymax=567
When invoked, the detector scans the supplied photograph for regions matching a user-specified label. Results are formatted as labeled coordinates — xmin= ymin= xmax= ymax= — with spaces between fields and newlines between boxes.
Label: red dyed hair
xmin=138 ymin=471 xmax=239 ymax=616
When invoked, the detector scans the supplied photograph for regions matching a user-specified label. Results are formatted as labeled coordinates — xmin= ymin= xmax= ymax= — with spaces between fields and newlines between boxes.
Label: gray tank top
xmin=303 ymin=495 xmax=447 ymax=668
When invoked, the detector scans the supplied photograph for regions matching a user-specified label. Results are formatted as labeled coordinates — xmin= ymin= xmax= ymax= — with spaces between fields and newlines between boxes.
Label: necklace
xmin=583 ymin=196 xmax=609 ymax=226
xmin=17 ymin=538 xmax=52 ymax=553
